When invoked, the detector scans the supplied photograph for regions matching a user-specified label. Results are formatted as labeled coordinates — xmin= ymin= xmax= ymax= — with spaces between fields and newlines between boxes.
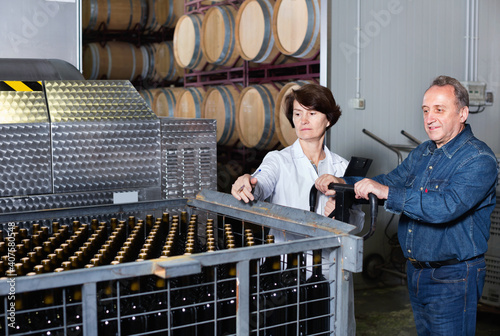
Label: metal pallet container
xmin=0 ymin=190 xmax=361 ymax=335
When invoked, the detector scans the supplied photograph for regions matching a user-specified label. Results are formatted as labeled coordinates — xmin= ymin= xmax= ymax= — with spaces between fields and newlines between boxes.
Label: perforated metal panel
xmin=160 ymin=118 xmax=217 ymax=199
xmin=0 ymin=89 xmax=52 ymax=196
xmin=45 ymin=80 xmax=162 ymax=194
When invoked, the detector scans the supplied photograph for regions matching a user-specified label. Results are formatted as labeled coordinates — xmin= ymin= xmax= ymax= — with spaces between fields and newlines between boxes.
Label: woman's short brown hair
xmin=284 ymin=83 xmax=341 ymax=131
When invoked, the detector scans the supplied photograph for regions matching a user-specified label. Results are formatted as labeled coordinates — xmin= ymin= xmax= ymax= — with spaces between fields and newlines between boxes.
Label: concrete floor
xmin=353 ymin=273 xmax=500 ymax=335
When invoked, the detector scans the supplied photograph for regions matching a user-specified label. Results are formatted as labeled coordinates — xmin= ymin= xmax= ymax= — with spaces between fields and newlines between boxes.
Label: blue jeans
xmin=406 ymin=257 xmax=486 ymax=336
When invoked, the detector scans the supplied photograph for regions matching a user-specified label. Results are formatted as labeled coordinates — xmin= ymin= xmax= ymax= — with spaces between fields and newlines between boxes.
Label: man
xmin=315 ymin=75 xmax=498 ymax=335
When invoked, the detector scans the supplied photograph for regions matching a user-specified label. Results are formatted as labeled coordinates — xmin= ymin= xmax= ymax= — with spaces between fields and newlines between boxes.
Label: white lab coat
xmin=252 ymin=139 xmax=361 ymax=336
xmin=253 ymin=139 xmax=364 ymax=232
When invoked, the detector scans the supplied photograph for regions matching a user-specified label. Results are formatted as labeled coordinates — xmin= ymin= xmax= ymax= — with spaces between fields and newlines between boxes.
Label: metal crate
xmin=0 ymin=190 xmax=361 ymax=336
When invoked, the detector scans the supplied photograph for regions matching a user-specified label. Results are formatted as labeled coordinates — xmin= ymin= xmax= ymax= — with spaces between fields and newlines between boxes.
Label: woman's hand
xmin=231 ymin=174 xmax=258 ymax=203
xmin=315 ymin=174 xmax=346 ymax=196
xmin=324 ymin=197 xmax=336 ymax=218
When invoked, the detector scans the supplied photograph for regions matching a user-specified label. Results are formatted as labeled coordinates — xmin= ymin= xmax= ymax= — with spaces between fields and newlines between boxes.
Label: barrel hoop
xmin=140 ymin=0 xmax=148 ymax=28
xmin=188 ymin=88 xmax=203 ymax=118
xmin=106 ymin=0 xmax=111 ymax=28
xmin=89 ymin=43 xmax=99 ymax=80
xmin=88 ymin=0 xmax=98 ymax=30
xmin=253 ymin=0 xmax=274 ymax=63
xmin=187 ymin=15 xmax=204 ymax=69
xmin=125 ymin=0 xmax=133 ymax=30
xmin=253 ymin=85 xmax=275 ymax=149
xmin=139 ymin=45 xmax=149 ymax=79
xmin=142 ymin=90 xmax=153 ymax=107
xmin=217 ymin=86 xmax=236 ymax=145
xmin=165 ymin=0 xmax=175 ymax=27
xmin=160 ymin=88 xmax=177 ymax=117
xmin=144 ymin=44 xmax=155 ymax=79
xmin=294 ymin=0 xmax=320 ymax=58
xmin=105 ymin=44 xmax=112 ymax=80
xmin=140 ymin=44 xmax=155 ymax=78
xmin=213 ymin=6 xmax=236 ymax=65
xmin=148 ymin=0 xmax=157 ymax=30
xmin=129 ymin=44 xmax=137 ymax=81
xmin=164 ymin=42 xmax=175 ymax=81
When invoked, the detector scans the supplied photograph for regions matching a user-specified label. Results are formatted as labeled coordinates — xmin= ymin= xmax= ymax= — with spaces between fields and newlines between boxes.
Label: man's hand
xmin=354 ymin=178 xmax=389 ymax=200
xmin=315 ymin=174 xmax=346 ymax=196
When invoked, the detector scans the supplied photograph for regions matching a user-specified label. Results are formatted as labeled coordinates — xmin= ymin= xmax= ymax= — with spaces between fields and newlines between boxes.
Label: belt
xmin=408 ymin=254 xmax=484 ymax=269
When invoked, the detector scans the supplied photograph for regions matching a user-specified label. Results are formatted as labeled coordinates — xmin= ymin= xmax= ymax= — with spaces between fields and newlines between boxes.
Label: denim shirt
xmin=345 ymin=124 xmax=498 ymax=261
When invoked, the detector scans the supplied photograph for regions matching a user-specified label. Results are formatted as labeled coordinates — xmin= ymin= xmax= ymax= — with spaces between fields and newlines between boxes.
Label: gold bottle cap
xmin=62 ymin=261 xmax=72 ymax=271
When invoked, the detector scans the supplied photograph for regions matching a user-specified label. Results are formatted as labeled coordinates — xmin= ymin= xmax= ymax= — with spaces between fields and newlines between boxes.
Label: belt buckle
xmin=408 ymin=257 xmax=423 ymax=269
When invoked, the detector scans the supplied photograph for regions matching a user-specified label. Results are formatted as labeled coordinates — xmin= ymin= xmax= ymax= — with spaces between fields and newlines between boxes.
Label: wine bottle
xmin=12 ymin=291 xmax=34 ymax=333
xmin=62 ymin=284 xmax=83 ymax=334
xmin=196 ymin=266 xmax=216 ymax=336
xmin=258 ymin=236 xmax=287 ymax=335
xmin=217 ymin=242 xmax=237 ymax=335
xmin=98 ymin=280 xmax=118 ymax=336
xmin=305 ymin=250 xmax=330 ymax=335
xmin=121 ymin=277 xmax=146 ymax=335
xmin=281 ymin=253 xmax=307 ymax=335
xmin=145 ymin=277 xmax=168 ymax=334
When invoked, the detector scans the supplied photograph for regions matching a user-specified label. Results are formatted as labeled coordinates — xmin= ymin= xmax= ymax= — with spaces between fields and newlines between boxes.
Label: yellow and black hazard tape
xmin=0 ymin=81 xmax=43 ymax=91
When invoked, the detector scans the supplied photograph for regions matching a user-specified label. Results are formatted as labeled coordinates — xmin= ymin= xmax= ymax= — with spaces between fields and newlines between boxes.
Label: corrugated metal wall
xmin=326 ymin=0 xmax=500 ymax=257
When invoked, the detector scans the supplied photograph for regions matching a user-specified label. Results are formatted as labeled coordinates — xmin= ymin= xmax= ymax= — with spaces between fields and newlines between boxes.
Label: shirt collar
xmin=423 ymin=124 xmax=473 ymax=158
xmin=291 ymin=139 xmax=333 ymax=162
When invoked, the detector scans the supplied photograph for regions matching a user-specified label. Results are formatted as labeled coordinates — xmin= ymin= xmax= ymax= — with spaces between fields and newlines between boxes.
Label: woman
xmin=231 ymin=83 xmax=362 ymax=227
xmin=231 ymin=83 xmax=361 ymax=335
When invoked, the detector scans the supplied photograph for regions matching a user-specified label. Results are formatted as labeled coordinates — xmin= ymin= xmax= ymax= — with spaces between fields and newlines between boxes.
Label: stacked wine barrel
xmin=82 ymin=0 xmax=320 ymax=148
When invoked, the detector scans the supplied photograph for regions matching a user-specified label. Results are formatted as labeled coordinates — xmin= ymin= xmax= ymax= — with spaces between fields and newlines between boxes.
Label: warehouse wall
xmin=326 ymin=0 xmax=500 ymax=259
xmin=0 ymin=0 xmax=81 ymax=70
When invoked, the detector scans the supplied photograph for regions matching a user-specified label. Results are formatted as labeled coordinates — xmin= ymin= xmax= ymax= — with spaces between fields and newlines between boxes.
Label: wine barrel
xmin=203 ymin=85 xmax=242 ymax=146
xmin=274 ymin=80 xmax=314 ymax=147
xmin=236 ymin=0 xmax=281 ymax=64
xmin=174 ymin=87 xmax=205 ymax=118
xmin=201 ymin=5 xmax=241 ymax=67
xmin=145 ymin=0 xmax=173 ymax=31
xmin=139 ymin=88 xmax=157 ymax=109
xmin=82 ymin=0 xmax=148 ymax=31
xmin=154 ymin=87 xmax=184 ymax=117
xmin=236 ymin=83 xmax=282 ymax=150
xmin=272 ymin=0 xmax=320 ymax=59
xmin=173 ymin=14 xmax=208 ymax=71
xmin=148 ymin=41 xmax=185 ymax=82
xmin=82 ymin=42 xmax=149 ymax=81
xmin=145 ymin=0 xmax=185 ymax=31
